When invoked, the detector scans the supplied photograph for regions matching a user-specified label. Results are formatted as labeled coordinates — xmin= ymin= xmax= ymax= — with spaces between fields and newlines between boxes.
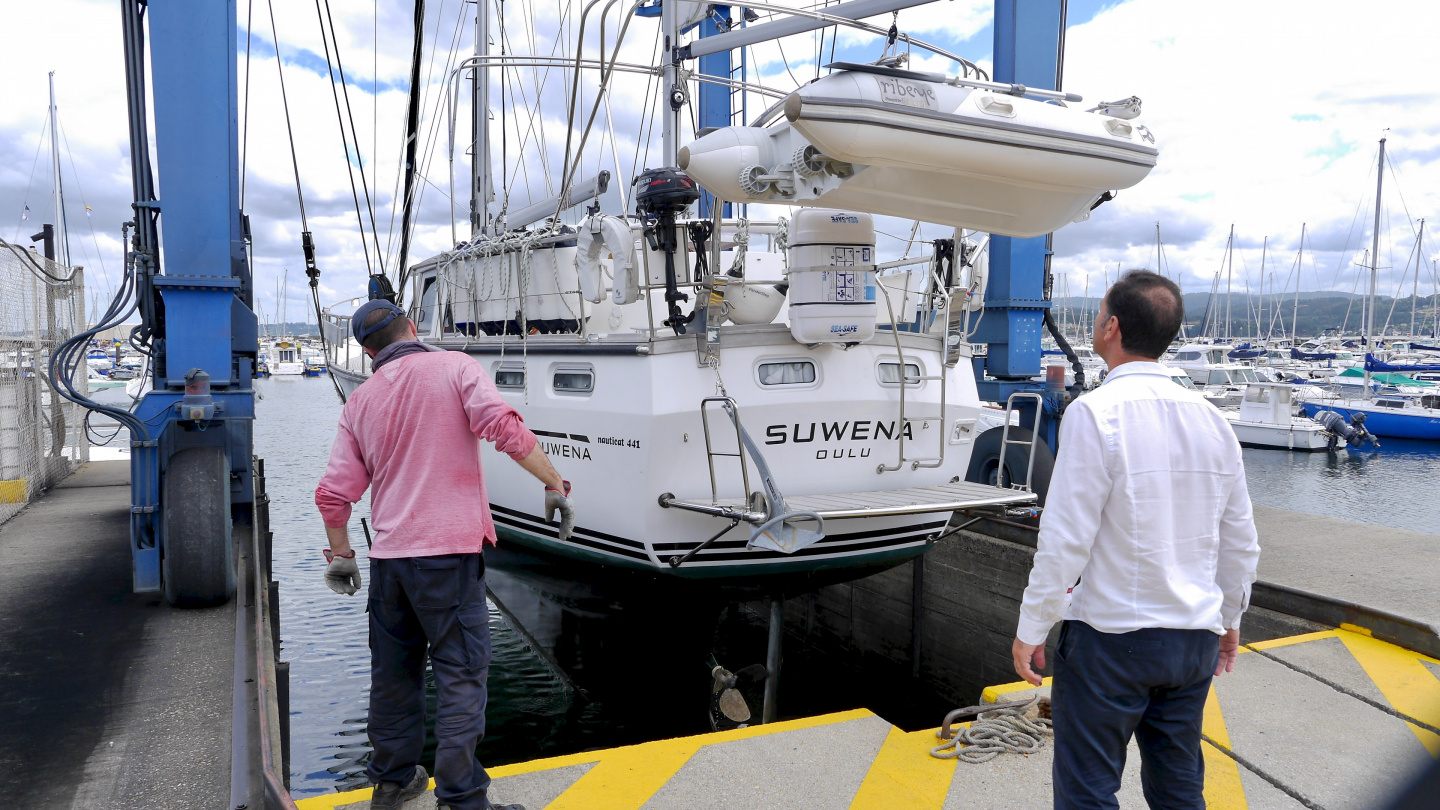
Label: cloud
xmin=4 ymin=0 xmax=1439 ymax=331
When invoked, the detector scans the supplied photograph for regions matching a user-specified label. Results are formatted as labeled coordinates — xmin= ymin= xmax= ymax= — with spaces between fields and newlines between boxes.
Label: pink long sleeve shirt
xmin=314 ymin=350 xmax=537 ymax=558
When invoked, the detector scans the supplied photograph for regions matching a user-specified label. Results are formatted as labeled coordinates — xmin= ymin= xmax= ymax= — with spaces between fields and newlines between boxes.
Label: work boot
xmin=369 ymin=764 xmax=428 ymax=810
xmin=435 ymin=803 xmax=525 ymax=810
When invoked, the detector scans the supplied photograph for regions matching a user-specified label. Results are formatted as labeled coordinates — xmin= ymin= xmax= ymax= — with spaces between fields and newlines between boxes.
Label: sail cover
xmin=1291 ymin=348 xmax=1337 ymax=361
xmin=1365 ymin=353 xmax=1440 ymax=373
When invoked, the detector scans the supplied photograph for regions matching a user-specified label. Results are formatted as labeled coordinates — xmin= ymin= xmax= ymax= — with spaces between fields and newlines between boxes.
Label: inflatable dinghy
xmin=679 ymin=63 xmax=1158 ymax=237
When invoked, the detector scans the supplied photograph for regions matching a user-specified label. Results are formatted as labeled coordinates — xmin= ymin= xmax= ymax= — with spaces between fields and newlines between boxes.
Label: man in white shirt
xmin=1012 ymin=270 xmax=1260 ymax=809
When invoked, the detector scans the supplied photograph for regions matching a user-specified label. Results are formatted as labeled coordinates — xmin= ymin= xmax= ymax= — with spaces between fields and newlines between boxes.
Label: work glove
xmin=545 ymin=481 xmax=575 ymax=541
xmin=323 ymin=548 xmax=361 ymax=595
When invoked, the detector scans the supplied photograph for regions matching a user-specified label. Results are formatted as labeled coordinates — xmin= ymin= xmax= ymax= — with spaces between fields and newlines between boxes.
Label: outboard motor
xmin=634 ymin=167 xmax=701 ymax=335
xmin=1312 ymin=410 xmax=1380 ymax=451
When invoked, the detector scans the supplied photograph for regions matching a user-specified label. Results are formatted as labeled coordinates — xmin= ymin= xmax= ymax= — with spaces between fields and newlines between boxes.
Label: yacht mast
xmin=1410 ymin=219 xmax=1424 ymax=339
xmin=471 ymin=0 xmax=492 ymax=238
xmin=1258 ymin=235 xmax=1268 ymax=342
xmin=1291 ymin=224 xmax=1305 ymax=344
xmin=1223 ymin=225 xmax=1234 ymax=343
xmin=660 ymin=0 xmax=679 ymax=167
xmin=48 ymin=71 xmax=70 ymax=268
xmin=1365 ymin=136 xmax=1385 ymax=391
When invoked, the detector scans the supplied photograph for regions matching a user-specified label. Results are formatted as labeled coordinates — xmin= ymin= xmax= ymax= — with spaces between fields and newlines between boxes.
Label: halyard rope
xmin=930 ymin=694 xmax=1052 ymax=763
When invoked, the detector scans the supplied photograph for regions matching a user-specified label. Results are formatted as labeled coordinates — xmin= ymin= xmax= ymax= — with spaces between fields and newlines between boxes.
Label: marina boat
xmin=1162 ymin=365 xmax=1200 ymax=391
xmin=1328 ymin=366 xmax=1435 ymax=396
xmin=86 ymin=366 xmax=126 ymax=391
xmin=1224 ymin=383 xmax=1331 ymax=451
xmin=1186 ymin=364 xmax=1263 ymax=408
xmin=1296 ymin=138 xmax=1440 ymax=442
xmin=266 ymin=339 xmax=304 ymax=376
xmin=317 ymin=2 xmax=1159 ymax=593
xmin=1298 ymin=394 xmax=1440 ymax=441
xmin=328 ymin=209 xmax=1037 ymax=592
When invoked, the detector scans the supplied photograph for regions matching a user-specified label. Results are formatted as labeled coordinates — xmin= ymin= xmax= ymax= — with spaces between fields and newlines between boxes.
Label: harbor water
xmin=229 ymin=376 xmax=1438 ymax=798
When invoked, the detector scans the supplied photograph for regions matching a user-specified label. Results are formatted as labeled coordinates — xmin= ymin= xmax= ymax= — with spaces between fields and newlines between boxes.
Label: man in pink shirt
xmin=315 ymin=300 xmax=573 ymax=810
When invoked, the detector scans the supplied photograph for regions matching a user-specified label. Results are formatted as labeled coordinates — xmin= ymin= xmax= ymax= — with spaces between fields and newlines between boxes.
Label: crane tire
xmin=964 ymin=426 xmax=1056 ymax=507
xmin=162 ymin=446 xmax=235 ymax=607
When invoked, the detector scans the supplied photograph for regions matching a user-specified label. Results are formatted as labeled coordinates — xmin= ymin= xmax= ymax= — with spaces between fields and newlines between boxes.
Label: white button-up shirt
xmin=1015 ymin=361 xmax=1261 ymax=646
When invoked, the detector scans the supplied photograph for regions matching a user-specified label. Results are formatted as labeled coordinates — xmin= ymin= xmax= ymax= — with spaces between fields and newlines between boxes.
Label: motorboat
xmin=1162 ymin=365 xmax=1200 ymax=392
xmin=1225 ymin=383 xmax=1331 ymax=451
xmin=1185 ymin=364 xmax=1263 ymax=408
xmin=266 ymin=339 xmax=305 ymax=376
xmin=679 ymin=62 xmax=1157 ymax=238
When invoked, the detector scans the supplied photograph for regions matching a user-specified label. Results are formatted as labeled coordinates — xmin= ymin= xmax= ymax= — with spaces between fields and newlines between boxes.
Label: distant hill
xmin=1051 ymin=293 xmax=1440 ymax=339
xmin=258 ymin=322 xmax=320 ymax=337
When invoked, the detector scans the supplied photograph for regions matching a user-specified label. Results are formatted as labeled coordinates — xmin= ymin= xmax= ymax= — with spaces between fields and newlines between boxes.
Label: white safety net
xmin=0 ymin=239 xmax=89 ymax=525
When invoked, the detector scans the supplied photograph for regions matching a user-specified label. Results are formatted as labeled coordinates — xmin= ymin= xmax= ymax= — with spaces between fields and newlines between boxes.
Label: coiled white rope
xmin=930 ymin=694 xmax=1053 ymax=764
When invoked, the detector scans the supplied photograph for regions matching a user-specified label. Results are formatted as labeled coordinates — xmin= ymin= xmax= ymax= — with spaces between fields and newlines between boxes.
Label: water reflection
xmin=1241 ymin=439 xmax=1440 ymax=531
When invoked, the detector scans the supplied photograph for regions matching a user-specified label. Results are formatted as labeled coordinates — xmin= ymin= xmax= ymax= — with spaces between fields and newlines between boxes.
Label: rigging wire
xmin=12 ymin=117 xmax=48 ymax=242
xmin=1327 ymin=149 xmax=1376 ymax=291
xmin=320 ymin=0 xmax=388 ymax=274
xmin=266 ymin=0 xmax=312 ymax=235
xmin=55 ymin=119 xmax=115 ymax=301
xmin=241 ymin=0 xmax=254 ymax=208
xmin=408 ymin=2 xmax=471 ymax=246
xmin=313 ymin=0 xmax=375 ymax=276
xmin=264 ymin=0 xmax=348 ymax=402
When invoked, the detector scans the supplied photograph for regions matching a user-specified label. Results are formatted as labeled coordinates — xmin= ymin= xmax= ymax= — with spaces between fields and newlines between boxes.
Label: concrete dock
xmin=294 ymin=625 xmax=1440 ymax=809
xmin=0 ymin=460 xmax=290 ymax=809
xmin=4 ymin=460 xmax=1437 ymax=808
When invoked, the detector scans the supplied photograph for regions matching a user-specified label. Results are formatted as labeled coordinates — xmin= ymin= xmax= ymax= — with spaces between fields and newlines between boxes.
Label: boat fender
xmin=575 ymin=215 xmax=637 ymax=304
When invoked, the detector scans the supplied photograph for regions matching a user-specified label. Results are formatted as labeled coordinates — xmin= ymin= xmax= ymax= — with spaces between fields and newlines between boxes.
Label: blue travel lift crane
xmin=110 ymin=0 xmax=1071 ymax=605
xmin=969 ymin=0 xmax=1076 ymax=493
xmin=119 ymin=0 xmax=257 ymax=606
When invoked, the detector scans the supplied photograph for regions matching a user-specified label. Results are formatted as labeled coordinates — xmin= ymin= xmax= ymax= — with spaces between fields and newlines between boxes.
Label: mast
xmin=1410 ymin=219 xmax=1424 ymax=340
xmin=396 ymin=0 xmax=427 ymax=295
xmin=1365 ymin=136 xmax=1385 ymax=393
xmin=1258 ymin=235 xmax=1267 ymax=342
xmin=471 ymin=0 xmax=492 ymax=238
xmin=1224 ymin=225 xmax=1234 ymax=343
xmin=48 ymin=71 xmax=70 ymax=268
xmin=660 ymin=0 xmax=679 ymax=167
xmin=1292 ymin=224 xmax=1305 ymax=345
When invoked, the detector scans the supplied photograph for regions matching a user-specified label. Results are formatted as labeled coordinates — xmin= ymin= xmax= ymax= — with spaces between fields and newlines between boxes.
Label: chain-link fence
xmin=0 ymin=239 xmax=89 ymax=525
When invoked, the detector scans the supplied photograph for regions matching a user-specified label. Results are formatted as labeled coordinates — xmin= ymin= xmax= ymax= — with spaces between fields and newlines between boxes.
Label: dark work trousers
xmin=1051 ymin=620 xmax=1220 ymax=810
xmin=367 ymin=553 xmax=493 ymax=810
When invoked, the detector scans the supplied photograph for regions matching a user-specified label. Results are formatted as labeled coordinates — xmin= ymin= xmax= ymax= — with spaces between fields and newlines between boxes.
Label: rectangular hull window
xmin=878 ymin=362 xmax=921 ymax=386
xmin=758 ymin=361 xmax=816 ymax=386
xmin=554 ymin=371 xmax=594 ymax=393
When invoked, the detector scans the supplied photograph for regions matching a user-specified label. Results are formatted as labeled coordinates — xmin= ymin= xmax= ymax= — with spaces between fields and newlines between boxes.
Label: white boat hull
xmin=1225 ymin=417 xmax=1330 ymax=451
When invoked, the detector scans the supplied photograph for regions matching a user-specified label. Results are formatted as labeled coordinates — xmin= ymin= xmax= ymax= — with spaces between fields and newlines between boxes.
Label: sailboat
xmin=316 ymin=1 xmax=1158 ymax=593
xmin=1298 ymin=137 xmax=1440 ymax=441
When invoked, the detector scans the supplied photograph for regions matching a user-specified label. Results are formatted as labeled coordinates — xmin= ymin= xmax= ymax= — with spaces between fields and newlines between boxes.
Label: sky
xmin=2 ymin=0 xmax=1438 ymax=327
